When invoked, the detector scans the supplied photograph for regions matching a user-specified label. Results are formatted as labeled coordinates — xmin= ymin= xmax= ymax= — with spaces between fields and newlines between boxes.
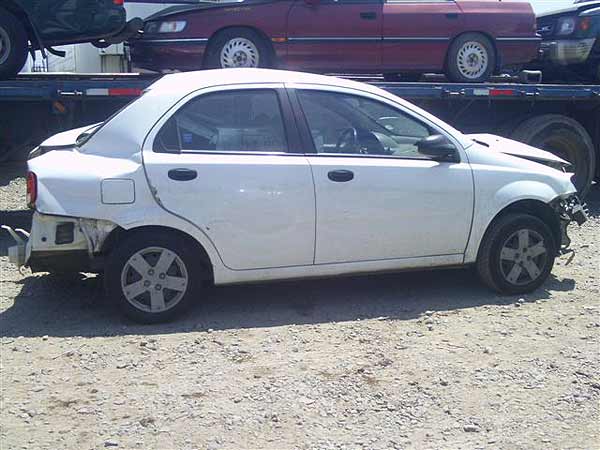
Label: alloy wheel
xmin=120 ymin=246 xmax=189 ymax=313
xmin=499 ymin=229 xmax=548 ymax=286
xmin=0 ymin=26 xmax=11 ymax=66
xmin=220 ymin=38 xmax=259 ymax=68
xmin=456 ymin=41 xmax=488 ymax=80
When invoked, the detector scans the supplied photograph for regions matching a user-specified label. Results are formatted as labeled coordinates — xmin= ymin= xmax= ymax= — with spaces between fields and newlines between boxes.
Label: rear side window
xmin=154 ymin=89 xmax=288 ymax=153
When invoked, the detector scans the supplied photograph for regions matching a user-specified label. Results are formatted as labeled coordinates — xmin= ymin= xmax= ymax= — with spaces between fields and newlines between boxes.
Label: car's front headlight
xmin=145 ymin=20 xmax=187 ymax=34
xmin=556 ymin=16 xmax=576 ymax=36
xmin=158 ymin=21 xmax=187 ymax=33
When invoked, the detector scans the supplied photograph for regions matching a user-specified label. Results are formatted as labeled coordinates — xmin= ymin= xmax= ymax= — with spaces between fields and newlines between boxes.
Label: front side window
xmin=297 ymin=90 xmax=436 ymax=159
xmin=154 ymin=89 xmax=288 ymax=153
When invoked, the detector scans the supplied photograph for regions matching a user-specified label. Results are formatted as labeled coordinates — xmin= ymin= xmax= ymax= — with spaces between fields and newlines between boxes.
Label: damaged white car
xmin=3 ymin=69 xmax=588 ymax=323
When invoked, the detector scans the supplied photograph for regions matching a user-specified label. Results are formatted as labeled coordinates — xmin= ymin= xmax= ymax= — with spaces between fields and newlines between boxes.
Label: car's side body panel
xmin=382 ymin=0 xmax=464 ymax=71
xmin=307 ymin=155 xmax=474 ymax=264
xmin=130 ymin=0 xmax=540 ymax=73
xmin=18 ymin=70 xmax=578 ymax=289
xmin=286 ymin=0 xmax=382 ymax=71
xmin=144 ymin=151 xmax=317 ymax=270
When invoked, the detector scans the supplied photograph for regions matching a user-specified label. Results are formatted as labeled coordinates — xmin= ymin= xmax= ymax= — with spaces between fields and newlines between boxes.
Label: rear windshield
xmin=76 ymin=94 xmax=145 ymax=147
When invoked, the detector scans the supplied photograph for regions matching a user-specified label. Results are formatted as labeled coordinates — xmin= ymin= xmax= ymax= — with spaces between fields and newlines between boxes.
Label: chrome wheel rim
xmin=457 ymin=41 xmax=488 ymax=80
xmin=121 ymin=247 xmax=189 ymax=313
xmin=220 ymin=38 xmax=259 ymax=68
xmin=0 ymin=26 xmax=11 ymax=66
xmin=499 ymin=229 xmax=548 ymax=286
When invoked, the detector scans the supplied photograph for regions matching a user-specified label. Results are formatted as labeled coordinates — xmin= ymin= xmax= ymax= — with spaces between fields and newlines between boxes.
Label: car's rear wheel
xmin=510 ymin=114 xmax=595 ymax=199
xmin=205 ymin=28 xmax=271 ymax=69
xmin=446 ymin=33 xmax=495 ymax=83
xmin=476 ymin=213 xmax=557 ymax=295
xmin=0 ymin=8 xmax=28 ymax=80
xmin=106 ymin=231 xmax=205 ymax=323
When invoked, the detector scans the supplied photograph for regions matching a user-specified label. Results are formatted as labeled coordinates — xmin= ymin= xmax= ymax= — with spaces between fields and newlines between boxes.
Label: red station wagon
xmin=130 ymin=0 xmax=541 ymax=83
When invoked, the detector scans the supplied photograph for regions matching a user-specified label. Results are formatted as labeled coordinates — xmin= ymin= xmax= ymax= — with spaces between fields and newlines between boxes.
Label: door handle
xmin=328 ymin=170 xmax=354 ymax=183
xmin=445 ymin=13 xmax=459 ymax=19
xmin=360 ymin=11 xmax=377 ymax=20
xmin=168 ymin=168 xmax=197 ymax=181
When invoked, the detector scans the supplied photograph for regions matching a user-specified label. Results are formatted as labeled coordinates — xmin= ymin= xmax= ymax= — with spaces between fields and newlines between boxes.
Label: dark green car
xmin=0 ymin=0 xmax=142 ymax=78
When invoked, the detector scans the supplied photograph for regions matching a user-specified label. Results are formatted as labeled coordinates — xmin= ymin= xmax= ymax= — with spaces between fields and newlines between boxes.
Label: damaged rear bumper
xmin=2 ymin=212 xmax=117 ymax=272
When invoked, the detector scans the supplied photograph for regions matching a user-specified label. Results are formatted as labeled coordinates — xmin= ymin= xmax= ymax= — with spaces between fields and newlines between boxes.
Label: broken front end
xmin=552 ymin=194 xmax=588 ymax=255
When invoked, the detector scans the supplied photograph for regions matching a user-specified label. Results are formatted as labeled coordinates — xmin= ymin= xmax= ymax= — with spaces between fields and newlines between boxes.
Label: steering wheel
xmin=335 ymin=127 xmax=359 ymax=153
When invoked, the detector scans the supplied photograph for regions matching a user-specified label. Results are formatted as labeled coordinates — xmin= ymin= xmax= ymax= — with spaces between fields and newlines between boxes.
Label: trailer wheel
xmin=510 ymin=114 xmax=595 ymax=198
xmin=446 ymin=33 xmax=495 ymax=83
xmin=0 ymin=8 xmax=28 ymax=79
xmin=205 ymin=28 xmax=272 ymax=69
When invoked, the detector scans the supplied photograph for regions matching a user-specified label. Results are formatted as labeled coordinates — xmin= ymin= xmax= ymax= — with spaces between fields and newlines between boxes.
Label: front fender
xmin=464 ymin=179 xmax=573 ymax=263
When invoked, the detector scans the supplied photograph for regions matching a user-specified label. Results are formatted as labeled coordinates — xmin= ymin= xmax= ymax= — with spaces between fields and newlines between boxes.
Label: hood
xmin=538 ymin=1 xmax=600 ymax=18
xmin=144 ymin=0 xmax=269 ymax=21
xmin=467 ymin=134 xmax=570 ymax=168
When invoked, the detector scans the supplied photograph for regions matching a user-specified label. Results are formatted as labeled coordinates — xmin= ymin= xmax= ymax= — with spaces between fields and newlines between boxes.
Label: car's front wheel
xmin=205 ymin=28 xmax=271 ymax=69
xmin=476 ymin=213 xmax=557 ymax=295
xmin=0 ymin=8 xmax=28 ymax=80
xmin=446 ymin=33 xmax=495 ymax=83
xmin=106 ymin=231 xmax=205 ymax=323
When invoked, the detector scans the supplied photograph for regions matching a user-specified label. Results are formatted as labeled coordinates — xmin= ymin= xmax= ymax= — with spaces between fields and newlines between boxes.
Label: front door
xmin=143 ymin=86 xmax=316 ymax=270
xmin=286 ymin=0 xmax=382 ymax=71
xmin=293 ymin=87 xmax=473 ymax=264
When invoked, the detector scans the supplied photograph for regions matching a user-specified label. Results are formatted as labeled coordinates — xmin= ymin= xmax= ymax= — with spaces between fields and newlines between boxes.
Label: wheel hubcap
xmin=121 ymin=247 xmax=189 ymax=313
xmin=0 ymin=26 xmax=11 ymax=66
xmin=499 ymin=229 xmax=548 ymax=286
xmin=220 ymin=38 xmax=259 ymax=68
xmin=457 ymin=41 xmax=488 ymax=79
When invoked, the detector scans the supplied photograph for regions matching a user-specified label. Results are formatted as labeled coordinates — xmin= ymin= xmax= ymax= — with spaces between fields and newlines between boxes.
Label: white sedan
xmin=3 ymin=69 xmax=587 ymax=323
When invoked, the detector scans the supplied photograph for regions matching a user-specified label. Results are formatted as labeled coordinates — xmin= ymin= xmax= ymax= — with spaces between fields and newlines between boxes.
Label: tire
xmin=476 ymin=213 xmax=557 ymax=295
xmin=106 ymin=231 xmax=205 ymax=323
xmin=510 ymin=114 xmax=595 ymax=198
xmin=205 ymin=28 xmax=271 ymax=69
xmin=446 ymin=33 xmax=495 ymax=83
xmin=0 ymin=8 xmax=28 ymax=79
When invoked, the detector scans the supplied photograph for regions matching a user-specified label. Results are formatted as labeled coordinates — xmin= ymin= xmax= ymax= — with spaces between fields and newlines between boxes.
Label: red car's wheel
xmin=446 ymin=33 xmax=495 ymax=83
xmin=0 ymin=8 xmax=28 ymax=79
xmin=205 ymin=28 xmax=272 ymax=69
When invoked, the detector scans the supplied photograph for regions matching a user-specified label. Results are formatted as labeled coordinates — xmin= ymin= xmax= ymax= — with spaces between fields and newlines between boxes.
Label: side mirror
xmin=417 ymin=134 xmax=458 ymax=161
xmin=304 ymin=0 xmax=320 ymax=6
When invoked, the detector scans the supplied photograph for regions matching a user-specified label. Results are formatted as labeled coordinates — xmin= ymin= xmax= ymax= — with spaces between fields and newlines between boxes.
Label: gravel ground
xmin=1 ymin=163 xmax=599 ymax=450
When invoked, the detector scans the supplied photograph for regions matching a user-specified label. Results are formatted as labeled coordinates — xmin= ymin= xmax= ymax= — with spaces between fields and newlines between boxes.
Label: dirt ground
xmin=1 ymin=162 xmax=599 ymax=450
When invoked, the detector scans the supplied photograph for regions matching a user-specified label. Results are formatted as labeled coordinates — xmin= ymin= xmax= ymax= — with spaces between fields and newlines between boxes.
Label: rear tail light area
xmin=26 ymin=172 xmax=37 ymax=208
xmin=579 ymin=17 xmax=592 ymax=32
xmin=113 ymin=0 xmax=124 ymax=5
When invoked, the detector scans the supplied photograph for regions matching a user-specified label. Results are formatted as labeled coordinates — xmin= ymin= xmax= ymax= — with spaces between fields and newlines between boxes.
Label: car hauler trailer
xmin=1 ymin=73 xmax=599 ymax=196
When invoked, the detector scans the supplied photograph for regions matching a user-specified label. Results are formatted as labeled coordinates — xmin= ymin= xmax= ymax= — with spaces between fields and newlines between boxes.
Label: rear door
xmin=143 ymin=85 xmax=316 ymax=270
xmin=382 ymin=0 xmax=464 ymax=71
xmin=286 ymin=0 xmax=382 ymax=71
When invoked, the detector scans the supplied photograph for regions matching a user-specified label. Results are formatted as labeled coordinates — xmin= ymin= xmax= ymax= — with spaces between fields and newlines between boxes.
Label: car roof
xmin=148 ymin=68 xmax=380 ymax=95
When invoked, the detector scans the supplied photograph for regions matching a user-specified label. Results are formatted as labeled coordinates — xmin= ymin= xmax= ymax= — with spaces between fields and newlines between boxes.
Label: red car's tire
xmin=446 ymin=33 xmax=495 ymax=83
xmin=0 ymin=8 xmax=28 ymax=79
xmin=205 ymin=28 xmax=272 ymax=69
